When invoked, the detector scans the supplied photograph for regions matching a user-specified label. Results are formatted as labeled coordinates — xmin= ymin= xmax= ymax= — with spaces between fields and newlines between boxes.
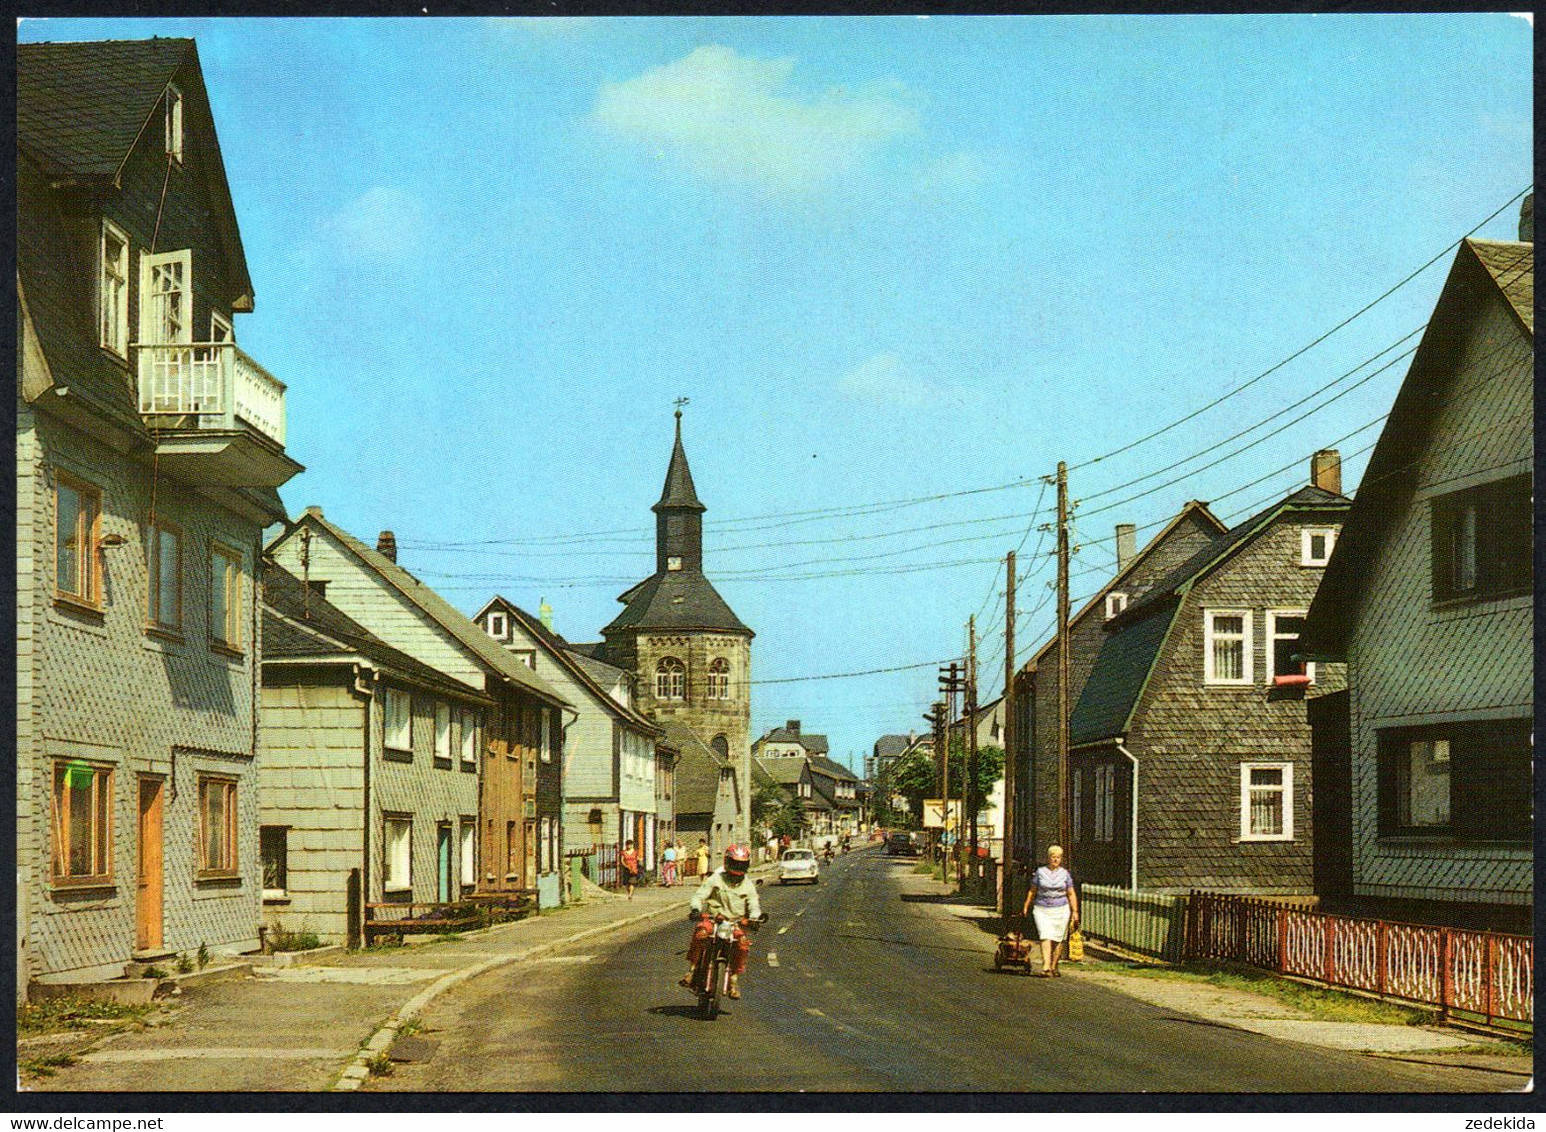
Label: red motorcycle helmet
xmin=723 ymin=844 xmax=751 ymax=880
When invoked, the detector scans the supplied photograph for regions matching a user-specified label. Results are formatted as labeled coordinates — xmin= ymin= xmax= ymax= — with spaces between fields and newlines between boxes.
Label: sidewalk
xmin=20 ymin=879 xmax=700 ymax=1093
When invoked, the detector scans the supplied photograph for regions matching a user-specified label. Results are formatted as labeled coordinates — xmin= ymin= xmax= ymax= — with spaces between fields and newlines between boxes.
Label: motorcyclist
xmin=822 ymin=840 xmax=835 ymax=863
xmin=681 ymin=844 xmax=761 ymax=999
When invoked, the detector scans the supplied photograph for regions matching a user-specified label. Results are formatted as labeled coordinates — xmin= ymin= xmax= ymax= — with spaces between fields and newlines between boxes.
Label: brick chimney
xmin=1115 ymin=523 xmax=1137 ymax=572
xmin=376 ymin=530 xmax=397 ymax=563
xmin=785 ymin=720 xmax=800 ymax=734
xmin=1310 ymin=450 xmax=1342 ymax=496
xmin=1521 ymin=192 xmax=1533 ymax=243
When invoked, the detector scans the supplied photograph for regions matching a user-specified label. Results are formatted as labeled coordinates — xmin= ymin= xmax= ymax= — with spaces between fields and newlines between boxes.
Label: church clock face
xmin=667 ymin=555 xmax=682 ymax=571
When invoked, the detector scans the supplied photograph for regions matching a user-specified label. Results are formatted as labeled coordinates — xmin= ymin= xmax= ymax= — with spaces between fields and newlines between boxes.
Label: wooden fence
xmin=1079 ymin=885 xmax=1188 ymax=962
xmin=1185 ymin=891 xmax=1533 ymax=1028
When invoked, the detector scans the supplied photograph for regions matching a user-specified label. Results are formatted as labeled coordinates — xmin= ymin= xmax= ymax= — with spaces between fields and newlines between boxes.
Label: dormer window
xmin=164 ymin=85 xmax=183 ymax=163
xmin=98 ymin=220 xmax=129 ymax=357
xmin=667 ymin=555 xmax=682 ymax=572
xmin=487 ymin=611 xmax=508 ymax=640
xmin=1105 ymin=592 xmax=1128 ymax=620
xmin=1301 ymin=528 xmax=1336 ymax=567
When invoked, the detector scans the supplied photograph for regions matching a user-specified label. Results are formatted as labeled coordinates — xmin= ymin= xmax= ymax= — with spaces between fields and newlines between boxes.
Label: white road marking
xmin=766 ymin=951 xmax=779 ymax=967
xmin=804 ymin=1007 xmax=825 ymax=1017
xmin=795 ymin=907 xmax=807 ymax=917
xmin=777 ymin=924 xmax=791 ymax=935
xmin=528 ymin=955 xmax=593 ymax=964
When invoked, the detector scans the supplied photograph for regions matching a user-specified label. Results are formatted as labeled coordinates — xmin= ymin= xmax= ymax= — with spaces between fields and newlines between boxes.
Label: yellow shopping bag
xmin=1066 ymin=928 xmax=1085 ymax=962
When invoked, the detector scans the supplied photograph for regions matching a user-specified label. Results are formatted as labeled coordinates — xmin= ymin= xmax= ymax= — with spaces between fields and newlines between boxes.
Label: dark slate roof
xmin=756 ymin=757 xmax=807 ymax=786
xmin=1115 ymin=485 xmax=1348 ymax=628
xmin=761 ymin=725 xmax=830 ymax=755
xmin=602 ymin=569 xmax=752 ymax=637
xmin=653 ymin=412 xmax=705 ymax=513
xmin=1069 ymin=598 xmax=1181 ymax=746
xmin=661 ymin=720 xmax=729 ymax=817
xmin=286 ymin=512 xmax=569 ymax=709
xmin=18 ymin=38 xmax=190 ymax=177
xmin=566 ymin=648 xmax=630 ymax=690
xmin=18 ymin=38 xmax=252 ymax=306
xmin=1304 ymin=240 xmax=1534 ymax=656
xmin=263 ymin=563 xmax=489 ymax=703
xmin=810 ymin=755 xmax=858 ymax=783
xmin=873 ymin=734 xmax=912 ymax=758
xmin=478 ymin=596 xmax=658 ymax=734
xmin=566 ymin=642 xmax=605 ymax=659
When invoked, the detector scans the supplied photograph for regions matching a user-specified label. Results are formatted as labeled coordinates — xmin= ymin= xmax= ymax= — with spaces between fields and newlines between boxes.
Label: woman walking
xmin=1021 ymin=844 xmax=1079 ymax=977
xmin=661 ymin=840 xmax=677 ymax=887
xmin=620 ymin=840 xmax=640 ymax=900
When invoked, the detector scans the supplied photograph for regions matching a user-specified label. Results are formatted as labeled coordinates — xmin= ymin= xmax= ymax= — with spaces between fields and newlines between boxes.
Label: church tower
xmin=602 ymin=411 xmax=754 ymax=847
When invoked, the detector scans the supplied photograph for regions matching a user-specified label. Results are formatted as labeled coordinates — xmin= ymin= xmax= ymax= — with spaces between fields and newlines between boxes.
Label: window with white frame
xmin=99 ymin=221 xmax=129 ymax=356
xmin=1105 ymin=592 xmax=1128 ymax=620
xmin=1301 ymin=528 xmax=1337 ymax=567
xmin=1266 ymin=611 xmax=1313 ymax=682
xmin=708 ymin=657 xmax=730 ymax=700
xmin=540 ymin=709 xmax=552 ymax=763
xmin=261 ymin=825 xmax=288 ymax=898
xmin=164 ymin=85 xmax=183 ymax=162
xmin=1240 ymin=763 xmax=1293 ymax=841
xmin=459 ymin=819 xmax=476 ymax=887
xmin=512 ymin=649 xmax=536 ymax=670
xmin=383 ymin=815 xmax=412 ymax=892
xmin=487 ymin=611 xmax=508 ymax=640
xmin=210 ymin=543 xmax=244 ymax=651
xmin=1094 ymin=765 xmax=1116 ymax=842
xmin=1072 ymin=768 xmax=1083 ymax=842
xmin=434 ymin=702 xmax=452 ymax=763
xmin=383 ymin=687 xmax=412 ymax=753
xmin=210 ymin=311 xmax=233 ymax=343
xmin=1204 ymin=610 xmax=1252 ymax=685
xmin=655 ymin=656 xmax=685 ymax=701
xmin=147 ymin=519 xmax=182 ymax=632
xmin=459 ymin=709 xmax=478 ymax=766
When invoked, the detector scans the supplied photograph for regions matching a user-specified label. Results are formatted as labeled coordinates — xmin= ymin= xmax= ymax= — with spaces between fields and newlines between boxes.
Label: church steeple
xmin=652 ymin=409 xmax=706 ymax=574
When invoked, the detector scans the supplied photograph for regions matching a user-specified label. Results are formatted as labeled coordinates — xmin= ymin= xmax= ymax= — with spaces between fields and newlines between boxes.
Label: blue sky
xmin=21 ymin=14 xmax=1532 ymax=771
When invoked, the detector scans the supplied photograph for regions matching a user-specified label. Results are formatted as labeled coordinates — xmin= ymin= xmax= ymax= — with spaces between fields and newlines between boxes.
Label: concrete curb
xmin=332 ymin=897 xmax=692 ymax=1091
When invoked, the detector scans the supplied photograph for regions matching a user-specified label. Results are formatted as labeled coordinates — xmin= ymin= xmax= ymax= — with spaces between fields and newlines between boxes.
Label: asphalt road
xmin=371 ymin=848 xmax=1519 ymax=1094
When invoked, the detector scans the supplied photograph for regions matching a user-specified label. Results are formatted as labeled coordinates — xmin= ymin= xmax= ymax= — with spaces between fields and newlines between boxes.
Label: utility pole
xmin=938 ymin=662 xmax=964 ymax=870
xmin=1056 ymin=460 xmax=1071 ymax=852
xmin=925 ymin=699 xmax=946 ymax=863
xmin=966 ymin=615 xmax=979 ymax=867
xmin=1001 ymin=550 xmax=1016 ymax=915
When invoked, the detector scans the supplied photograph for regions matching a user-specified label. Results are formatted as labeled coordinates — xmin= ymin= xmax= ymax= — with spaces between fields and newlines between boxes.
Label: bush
xmin=17 ymin=996 xmax=154 ymax=1037
xmin=268 ymin=924 xmax=324 ymax=953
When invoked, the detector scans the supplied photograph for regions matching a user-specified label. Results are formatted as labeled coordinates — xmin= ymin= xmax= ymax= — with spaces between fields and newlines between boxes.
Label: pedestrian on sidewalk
xmin=621 ymin=840 xmax=640 ymax=900
xmin=661 ymin=841 xmax=677 ymax=887
xmin=1021 ymin=844 xmax=1079 ymax=977
xmin=695 ymin=838 xmax=710 ymax=879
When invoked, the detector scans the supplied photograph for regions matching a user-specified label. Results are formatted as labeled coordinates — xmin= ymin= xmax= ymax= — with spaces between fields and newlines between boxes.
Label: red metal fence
xmin=1185 ymin=892 xmax=1532 ymax=1027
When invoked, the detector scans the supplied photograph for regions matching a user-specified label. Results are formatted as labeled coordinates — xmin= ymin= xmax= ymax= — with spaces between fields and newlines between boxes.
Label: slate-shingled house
xmin=1068 ymin=461 xmax=1349 ymax=893
xmin=17 ymin=39 xmax=302 ymax=991
xmin=663 ymin=720 xmax=741 ymax=860
xmin=267 ymin=510 xmax=571 ymax=902
xmin=260 ymin=564 xmax=488 ymax=944
xmin=1008 ymin=502 xmax=1225 ymax=906
xmin=1302 ymin=218 xmax=1533 ymax=933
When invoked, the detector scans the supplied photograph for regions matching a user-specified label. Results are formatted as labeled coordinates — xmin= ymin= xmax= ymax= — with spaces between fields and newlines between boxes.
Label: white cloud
xmin=590 ymin=45 xmax=920 ymax=194
xmin=837 ymin=352 xmax=937 ymax=408
xmin=322 ymin=187 xmax=424 ymax=262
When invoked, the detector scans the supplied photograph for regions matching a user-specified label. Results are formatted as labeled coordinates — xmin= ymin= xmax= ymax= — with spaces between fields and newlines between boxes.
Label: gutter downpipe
xmin=1116 ymin=740 xmax=1138 ymax=894
xmin=352 ymin=664 xmax=377 ymax=939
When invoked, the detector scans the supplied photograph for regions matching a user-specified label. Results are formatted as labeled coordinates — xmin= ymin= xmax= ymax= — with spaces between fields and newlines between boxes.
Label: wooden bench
xmin=362 ymin=901 xmax=482 ymax=946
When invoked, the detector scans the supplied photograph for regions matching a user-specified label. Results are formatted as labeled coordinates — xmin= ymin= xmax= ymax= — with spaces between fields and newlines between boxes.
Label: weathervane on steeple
xmin=673 ymin=396 xmax=690 ymax=421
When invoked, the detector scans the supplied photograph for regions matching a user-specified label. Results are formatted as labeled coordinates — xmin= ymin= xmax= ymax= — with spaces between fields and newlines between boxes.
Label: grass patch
xmin=1103 ymin=959 xmax=1437 ymax=1026
xmin=911 ymin=861 xmax=945 ymax=881
xmin=268 ymin=924 xmax=323 ymax=953
xmin=18 ymin=996 xmax=157 ymax=1038
xmin=20 ymin=1053 xmax=77 ymax=1077
xmin=365 ymin=1052 xmax=393 ymax=1077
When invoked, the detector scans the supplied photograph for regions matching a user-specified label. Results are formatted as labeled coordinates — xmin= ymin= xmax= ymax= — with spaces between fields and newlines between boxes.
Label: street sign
xmin=922 ymin=799 xmax=963 ymax=829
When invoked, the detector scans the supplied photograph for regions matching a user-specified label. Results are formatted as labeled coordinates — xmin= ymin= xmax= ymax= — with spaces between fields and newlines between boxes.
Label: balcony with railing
xmin=134 ymin=342 xmax=299 ymax=488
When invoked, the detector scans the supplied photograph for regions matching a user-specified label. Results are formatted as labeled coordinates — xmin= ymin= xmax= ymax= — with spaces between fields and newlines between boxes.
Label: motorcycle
xmin=689 ymin=910 xmax=769 ymax=1020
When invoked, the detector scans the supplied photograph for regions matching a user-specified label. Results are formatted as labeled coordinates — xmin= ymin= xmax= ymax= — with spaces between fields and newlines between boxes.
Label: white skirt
xmin=1032 ymin=903 xmax=1071 ymax=942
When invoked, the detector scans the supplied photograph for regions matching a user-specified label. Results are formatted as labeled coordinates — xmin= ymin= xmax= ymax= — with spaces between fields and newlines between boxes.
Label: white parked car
xmin=778 ymin=848 xmax=819 ymax=885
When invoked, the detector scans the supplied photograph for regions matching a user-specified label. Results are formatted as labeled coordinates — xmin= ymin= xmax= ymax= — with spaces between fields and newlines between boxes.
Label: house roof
xmin=756 ymin=757 xmax=807 ymax=787
xmin=262 ymin=563 xmax=490 ymax=704
xmin=809 ymin=755 xmax=858 ymax=783
xmin=758 ymin=724 xmax=831 ymax=755
xmin=476 ymin=595 xmax=658 ymax=734
xmin=1303 ymin=239 xmax=1534 ymax=657
xmin=566 ymin=648 xmax=631 ymax=691
xmin=284 ymin=511 xmax=569 ymax=709
xmin=873 ymin=734 xmax=912 ymax=758
xmin=1071 ymin=484 xmax=1351 ymax=746
xmin=1020 ymin=501 xmax=1226 ymax=677
xmin=18 ymin=38 xmax=252 ymax=308
xmin=653 ymin=412 xmax=706 ymax=514
xmin=661 ymin=720 xmax=731 ymax=817
xmin=601 ymin=568 xmax=753 ymax=637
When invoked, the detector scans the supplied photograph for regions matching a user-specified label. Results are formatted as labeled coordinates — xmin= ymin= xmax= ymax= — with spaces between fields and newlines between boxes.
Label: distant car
xmin=778 ymin=848 xmax=820 ymax=885
xmin=886 ymin=832 xmax=918 ymax=857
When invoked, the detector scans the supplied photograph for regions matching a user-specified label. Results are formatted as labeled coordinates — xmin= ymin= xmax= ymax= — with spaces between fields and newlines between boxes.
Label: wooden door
xmin=136 ymin=777 xmax=164 ymax=951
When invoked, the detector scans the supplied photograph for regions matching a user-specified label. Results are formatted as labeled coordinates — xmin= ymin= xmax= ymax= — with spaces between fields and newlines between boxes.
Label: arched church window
xmin=712 ymin=735 xmax=730 ymax=762
xmin=655 ymin=656 xmax=685 ymax=701
xmin=707 ymin=657 xmax=730 ymax=700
